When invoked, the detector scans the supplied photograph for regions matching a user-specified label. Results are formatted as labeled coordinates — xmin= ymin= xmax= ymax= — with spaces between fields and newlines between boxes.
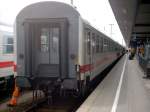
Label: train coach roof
xmin=16 ymin=1 xmax=80 ymax=21
xmin=83 ymin=20 xmax=123 ymax=47
xmin=16 ymin=1 xmax=123 ymax=48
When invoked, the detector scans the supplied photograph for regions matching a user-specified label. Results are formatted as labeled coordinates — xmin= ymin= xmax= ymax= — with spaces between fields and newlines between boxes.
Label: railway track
xmin=31 ymin=96 xmax=81 ymax=112
xmin=12 ymin=95 xmax=82 ymax=112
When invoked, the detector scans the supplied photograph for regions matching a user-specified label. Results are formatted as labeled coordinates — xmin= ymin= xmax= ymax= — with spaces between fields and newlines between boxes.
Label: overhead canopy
xmin=0 ymin=22 xmax=12 ymax=27
xmin=109 ymin=0 xmax=150 ymax=45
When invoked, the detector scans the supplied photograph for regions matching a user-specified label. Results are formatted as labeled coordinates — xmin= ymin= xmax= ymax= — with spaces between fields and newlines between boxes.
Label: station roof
xmin=109 ymin=0 xmax=150 ymax=45
xmin=0 ymin=22 xmax=12 ymax=27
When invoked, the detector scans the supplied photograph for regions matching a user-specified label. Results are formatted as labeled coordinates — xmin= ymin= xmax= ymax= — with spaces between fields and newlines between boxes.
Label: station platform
xmin=77 ymin=54 xmax=150 ymax=112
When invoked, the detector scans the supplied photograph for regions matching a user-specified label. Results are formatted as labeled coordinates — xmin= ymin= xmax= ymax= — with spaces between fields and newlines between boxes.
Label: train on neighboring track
xmin=0 ymin=29 xmax=15 ymax=93
xmin=15 ymin=1 xmax=124 ymax=97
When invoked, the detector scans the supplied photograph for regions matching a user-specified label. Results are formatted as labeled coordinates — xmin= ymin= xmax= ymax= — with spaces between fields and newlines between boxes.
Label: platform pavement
xmin=77 ymin=54 xmax=150 ymax=112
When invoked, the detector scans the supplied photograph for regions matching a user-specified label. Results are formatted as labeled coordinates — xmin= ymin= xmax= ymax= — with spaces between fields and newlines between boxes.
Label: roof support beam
xmin=135 ymin=23 xmax=150 ymax=27
xmin=132 ymin=32 xmax=150 ymax=34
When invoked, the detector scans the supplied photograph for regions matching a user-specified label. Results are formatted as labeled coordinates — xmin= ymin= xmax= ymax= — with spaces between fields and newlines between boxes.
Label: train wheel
xmin=80 ymin=78 xmax=90 ymax=98
xmin=80 ymin=83 xmax=86 ymax=97
xmin=85 ymin=76 xmax=91 ymax=93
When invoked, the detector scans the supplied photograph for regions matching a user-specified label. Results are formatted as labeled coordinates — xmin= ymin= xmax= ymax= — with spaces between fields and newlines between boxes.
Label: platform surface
xmin=77 ymin=54 xmax=150 ymax=112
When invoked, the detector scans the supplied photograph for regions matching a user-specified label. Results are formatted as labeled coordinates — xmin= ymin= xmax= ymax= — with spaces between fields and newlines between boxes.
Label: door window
xmin=50 ymin=28 xmax=59 ymax=64
xmin=40 ymin=28 xmax=49 ymax=52
xmin=40 ymin=27 xmax=60 ymax=64
xmin=3 ymin=34 xmax=14 ymax=54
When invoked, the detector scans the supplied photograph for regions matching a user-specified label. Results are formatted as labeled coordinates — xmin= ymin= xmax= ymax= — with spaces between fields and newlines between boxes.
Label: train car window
xmin=111 ymin=42 xmax=113 ymax=51
xmin=40 ymin=28 xmax=49 ymax=52
xmin=3 ymin=35 xmax=14 ymax=54
xmin=110 ymin=41 xmax=112 ymax=51
xmin=108 ymin=40 xmax=110 ymax=51
xmin=96 ymin=35 xmax=100 ymax=53
xmin=148 ymin=46 xmax=150 ymax=59
xmin=103 ymin=38 xmax=108 ymax=52
xmin=51 ymin=28 xmax=59 ymax=54
xmin=87 ymin=31 xmax=91 ymax=55
xmin=92 ymin=33 xmax=96 ymax=54
xmin=100 ymin=37 xmax=103 ymax=52
xmin=50 ymin=27 xmax=59 ymax=64
xmin=113 ymin=43 xmax=115 ymax=51
xmin=109 ymin=41 xmax=112 ymax=51
xmin=115 ymin=44 xmax=117 ymax=51
xmin=107 ymin=40 xmax=109 ymax=52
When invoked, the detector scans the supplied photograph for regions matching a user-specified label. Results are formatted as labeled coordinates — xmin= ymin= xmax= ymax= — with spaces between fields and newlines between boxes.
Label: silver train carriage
xmin=15 ymin=1 xmax=124 ymax=95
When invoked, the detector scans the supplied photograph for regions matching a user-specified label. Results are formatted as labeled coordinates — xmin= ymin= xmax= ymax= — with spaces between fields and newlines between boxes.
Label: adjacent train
xmin=0 ymin=29 xmax=14 ymax=92
xmin=15 ymin=1 xmax=124 ymax=97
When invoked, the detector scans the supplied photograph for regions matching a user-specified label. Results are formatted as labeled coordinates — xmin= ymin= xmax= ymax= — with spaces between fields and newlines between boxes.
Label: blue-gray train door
xmin=25 ymin=19 xmax=68 ymax=79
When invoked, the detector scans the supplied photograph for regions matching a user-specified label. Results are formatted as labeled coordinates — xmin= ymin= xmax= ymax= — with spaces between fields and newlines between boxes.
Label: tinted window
xmin=3 ymin=35 xmax=14 ymax=54
xmin=40 ymin=28 xmax=49 ymax=52
xmin=96 ymin=35 xmax=100 ymax=53
xmin=87 ymin=32 xmax=91 ymax=55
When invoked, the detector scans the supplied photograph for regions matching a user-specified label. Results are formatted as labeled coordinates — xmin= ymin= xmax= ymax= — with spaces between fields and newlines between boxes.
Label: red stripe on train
xmin=0 ymin=61 xmax=16 ymax=72
xmin=0 ymin=61 xmax=14 ymax=68
xmin=80 ymin=64 xmax=94 ymax=73
xmin=13 ymin=64 xmax=17 ymax=72
xmin=79 ymin=54 xmax=117 ymax=73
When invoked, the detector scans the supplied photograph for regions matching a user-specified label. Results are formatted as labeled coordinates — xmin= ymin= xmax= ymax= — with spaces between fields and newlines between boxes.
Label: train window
xmin=112 ymin=42 xmax=114 ymax=51
xmin=40 ymin=28 xmax=49 ymax=52
xmin=112 ymin=43 xmax=114 ymax=51
xmin=108 ymin=40 xmax=111 ymax=51
xmin=113 ymin=43 xmax=115 ymax=51
xmin=96 ymin=35 xmax=100 ymax=53
xmin=51 ymin=28 xmax=59 ymax=53
xmin=115 ymin=45 xmax=117 ymax=51
xmin=87 ymin=31 xmax=91 ymax=55
xmin=110 ymin=41 xmax=112 ymax=51
xmin=109 ymin=41 xmax=111 ymax=51
xmin=50 ymin=28 xmax=59 ymax=64
xmin=3 ymin=35 xmax=14 ymax=54
xmin=92 ymin=33 xmax=96 ymax=54
xmin=103 ymin=38 xmax=108 ymax=52
xmin=40 ymin=27 xmax=59 ymax=64
xmin=99 ymin=37 xmax=103 ymax=52
xmin=108 ymin=40 xmax=110 ymax=51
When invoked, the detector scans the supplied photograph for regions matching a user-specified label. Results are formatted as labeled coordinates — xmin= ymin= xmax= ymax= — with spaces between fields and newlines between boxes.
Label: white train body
xmin=0 ymin=29 xmax=14 ymax=91
xmin=0 ymin=30 xmax=14 ymax=76
xmin=15 ymin=2 xmax=123 ymax=93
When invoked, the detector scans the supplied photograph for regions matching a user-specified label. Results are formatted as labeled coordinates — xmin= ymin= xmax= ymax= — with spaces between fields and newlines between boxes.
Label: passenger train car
xmin=15 ymin=1 xmax=124 ymax=96
xmin=0 ymin=28 xmax=14 ymax=92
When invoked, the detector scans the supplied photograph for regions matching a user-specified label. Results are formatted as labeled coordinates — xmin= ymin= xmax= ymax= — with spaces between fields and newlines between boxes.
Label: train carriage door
xmin=31 ymin=23 xmax=60 ymax=78
xmin=84 ymin=30 xmax=89 ymax=67
xmin=85 ymin=29 xmax=92 ymax=75
xmin=25 ymin=19 xmax=68 ymax=79
xmin=49 ymin=27 xmax=60 ymax=64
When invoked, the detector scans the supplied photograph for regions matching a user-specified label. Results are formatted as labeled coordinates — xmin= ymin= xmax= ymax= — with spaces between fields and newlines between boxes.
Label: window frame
xmin=3 ymin=34 xmax=14 ymax=54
